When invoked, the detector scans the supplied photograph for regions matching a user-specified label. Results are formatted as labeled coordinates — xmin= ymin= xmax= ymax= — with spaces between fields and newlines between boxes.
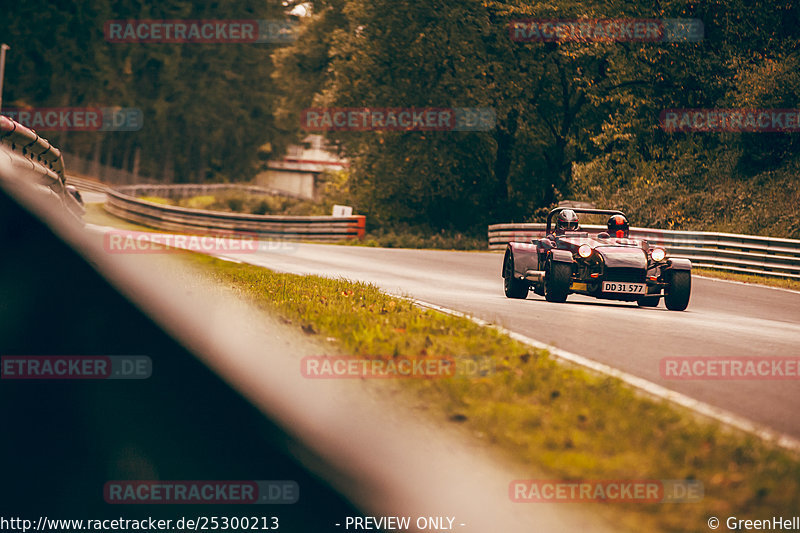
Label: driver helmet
xmin=555 ymin=209 xmax=580 ymax=233
xmin=607 ymin=214 xmax=629 ymax=238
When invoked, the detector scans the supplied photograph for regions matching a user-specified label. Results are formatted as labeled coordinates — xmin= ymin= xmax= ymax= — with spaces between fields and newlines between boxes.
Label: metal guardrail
xmin=65 ymin=177 xmax=366 ymax=242
xmin=66 ymin=174 xmax=109 ymax=193
xmin=106 ymin=187 xmax=366 ymax=241
xmin=0 ymin=115 xmax=65 ymax=181
xmin=116 ymin=182 xmax=304 ymax=200
xmin=66 ymin=177 xmax=305 ymax=199
xmin=489 ymin=223 xmax=800 ymax=280
xmin=0 ymin=116 xmax=84 ymax=220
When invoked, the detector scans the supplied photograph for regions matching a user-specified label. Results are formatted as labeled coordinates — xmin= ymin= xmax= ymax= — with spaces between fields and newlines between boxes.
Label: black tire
xmin=664 ymin=270 xmax=691 ymax=311
xmin=637 ymin=285 xmax=661 ymax=307
xmin=544 ymin=261 xmax=571 ymax=303
xmin=637 ymin=296 xmax=660 ymax=307
xmin=503 ymin=254 xmax=529 ymax=299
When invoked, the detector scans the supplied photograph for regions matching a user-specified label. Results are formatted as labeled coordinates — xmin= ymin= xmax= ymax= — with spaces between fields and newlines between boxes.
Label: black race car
xmin=502 ymin=208 xmax=692 ymax=310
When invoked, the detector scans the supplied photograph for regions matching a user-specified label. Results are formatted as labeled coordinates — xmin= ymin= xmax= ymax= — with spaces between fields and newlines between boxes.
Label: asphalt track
xmin=220 ymin=243 xmax=800 ymax=440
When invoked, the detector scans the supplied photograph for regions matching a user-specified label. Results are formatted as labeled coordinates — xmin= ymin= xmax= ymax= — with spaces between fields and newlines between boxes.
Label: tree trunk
xmin=103 ymin=135 xmax=115 ymax=184
xmin=132 ymin=146 xmax=141 ymax=183
xmin=492 ymin=108 xmax=518 ymax=219
xmin=163 ymin=145 xmax=174 ymax=183
xmin=91 ymin=138 xmax=102 ymax=180
xmin=121 ymin=139 xmax=131 ymax=184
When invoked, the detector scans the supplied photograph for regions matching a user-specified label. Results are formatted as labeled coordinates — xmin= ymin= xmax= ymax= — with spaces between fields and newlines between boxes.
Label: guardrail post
xmin=354 ymin=215 xmax=366 ymax=239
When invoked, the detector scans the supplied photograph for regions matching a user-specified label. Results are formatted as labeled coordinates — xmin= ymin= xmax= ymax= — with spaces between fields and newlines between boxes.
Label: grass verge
xmin=185 ymin=252 xmax=799 ymax=533
xmin=694 ymin=267 xmax=800 ymax=292
xmin=137 ymin=195 xmax=173 ymax=205
xmin=342 ymin=228 xmax=486 ymax=250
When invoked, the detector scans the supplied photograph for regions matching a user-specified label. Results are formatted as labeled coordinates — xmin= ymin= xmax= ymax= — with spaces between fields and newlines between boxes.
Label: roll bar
xmin=546 ymin=207 xmax=625 ymax=234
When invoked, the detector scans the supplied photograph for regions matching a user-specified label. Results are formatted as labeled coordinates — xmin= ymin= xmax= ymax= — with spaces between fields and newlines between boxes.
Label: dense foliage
xmin=1 ymin=0 xmax=289 ymax=182
xmin=3 ymin=0 xmax=799 ymax=235
xmin=275 ymin=0 xmax=800 ymax=235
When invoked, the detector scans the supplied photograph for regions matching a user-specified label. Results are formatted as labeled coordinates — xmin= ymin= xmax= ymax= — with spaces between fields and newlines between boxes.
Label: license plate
xmin=602 ymin=281 xmax=645 ymax=294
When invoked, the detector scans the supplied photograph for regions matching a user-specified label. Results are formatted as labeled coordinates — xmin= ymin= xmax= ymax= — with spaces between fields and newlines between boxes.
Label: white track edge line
xmin=199 ymin=250 xmax=800 ymax=452
xmin=694 ymin=274 xmax=800 ymax=295
xmin=406 ymin=296 xmax=800 ymax=453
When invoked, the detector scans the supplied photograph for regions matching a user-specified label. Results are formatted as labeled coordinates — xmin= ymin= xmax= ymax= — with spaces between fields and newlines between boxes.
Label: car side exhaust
xmin=525 ymin=269 xmax=545 ymax=282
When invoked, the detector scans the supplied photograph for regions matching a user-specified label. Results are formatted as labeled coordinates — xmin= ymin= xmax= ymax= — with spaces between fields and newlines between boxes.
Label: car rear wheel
xmin=544 ymin=261 xmax=571 ymax=303
xmin=503 ymin=254 xmax=529 ymax=299
xmin=664 ymin=270 xmax=691 ymax=311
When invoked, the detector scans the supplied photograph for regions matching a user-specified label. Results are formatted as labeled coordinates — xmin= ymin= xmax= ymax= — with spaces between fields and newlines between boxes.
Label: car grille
xmin=603 ymin=267 xmax=645 ymax=283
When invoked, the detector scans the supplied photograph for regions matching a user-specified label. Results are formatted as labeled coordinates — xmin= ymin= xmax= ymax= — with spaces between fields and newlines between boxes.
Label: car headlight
xmin=650 ymin=248 xmax=666 ymax=261
xmin=578 ymin=244 xmax=593 ymax=258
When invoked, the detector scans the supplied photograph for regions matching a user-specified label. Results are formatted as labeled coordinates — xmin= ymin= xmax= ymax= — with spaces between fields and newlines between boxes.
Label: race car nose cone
xmin=596 ymin=246 xmax=648 ymax=270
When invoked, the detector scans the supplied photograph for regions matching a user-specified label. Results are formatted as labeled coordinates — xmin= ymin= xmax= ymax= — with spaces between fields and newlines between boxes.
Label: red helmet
xmin=608 ymin=214 xmax=629 ymax=238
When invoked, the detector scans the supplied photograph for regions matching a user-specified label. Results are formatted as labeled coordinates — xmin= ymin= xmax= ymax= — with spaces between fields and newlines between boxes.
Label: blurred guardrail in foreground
xmin=0 ymin=116 xmax=65 ymax=178
xmin=0 ymin=116 xmax=84 ymax=220
xmin=3 ymin=123 xmax=562 ymax=533
xmin=105 ymin=185 xmax=366 ymax=241
xmin=489 ymin=223 xmax=800 ymax=280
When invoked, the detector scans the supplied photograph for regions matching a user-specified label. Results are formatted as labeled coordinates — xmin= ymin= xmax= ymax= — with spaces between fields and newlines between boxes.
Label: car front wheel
xmin=637 ymin=286 xmax=661 ymax=307
xmin=664 ymin=270 xmax=691 ymax=311
xmin=637 ymin=296 xmax=660 ymax=307
xmin=544 ymin=261 xmax=571 ymax=303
